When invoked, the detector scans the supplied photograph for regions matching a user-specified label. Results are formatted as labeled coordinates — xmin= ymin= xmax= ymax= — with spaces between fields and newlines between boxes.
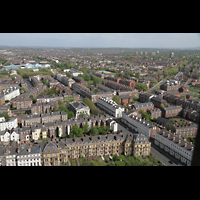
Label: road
xmin=23 ymin=78 xmax=33 ymax=90
xmin=113 ymin=117 xmax=182 ymax=166
xmin=146 ymin=79 xmax=166 ymax=94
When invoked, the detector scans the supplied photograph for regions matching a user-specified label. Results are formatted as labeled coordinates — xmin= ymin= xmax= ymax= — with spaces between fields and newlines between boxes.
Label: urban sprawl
xmin=0 ymin=47 xmax=199 ymax=166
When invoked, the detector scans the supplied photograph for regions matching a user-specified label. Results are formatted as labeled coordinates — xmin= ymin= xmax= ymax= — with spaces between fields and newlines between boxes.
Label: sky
xmin=0 ymin=33 xmax=200 ymax=49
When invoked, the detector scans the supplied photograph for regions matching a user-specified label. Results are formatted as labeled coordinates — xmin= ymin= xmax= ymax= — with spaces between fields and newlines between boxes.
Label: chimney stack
xmin=191 ymin=147 xmax=194 ymax=150
xmin=169 ymin=130 xmax=171 ymax=133
xmin=73 ymin=135 xmax=76 ymax=142
xmin=168 ymin=134 xmax=170 ymax=138
xmin=173 ymin=137 xmax=176 ymax=141
xmin=184 ymin=143 xmax=187 ymax=147
xmin=91 ymin=136 xmax=93 ymax=141
xmin=179 ymin=140 xmax=181 ymax=144
xmin=163 ymin=131 xmax=165 ymax=135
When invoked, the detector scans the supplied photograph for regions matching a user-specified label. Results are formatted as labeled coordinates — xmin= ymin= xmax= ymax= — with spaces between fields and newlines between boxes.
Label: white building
xmin=0 ymin=129 xmax=19 ymax=143
xmin=154 ymin=130 xmax=194 ymax=166
xmin=3 ymin=87 xmax=20 ymax=101
xmin=0 ymin=118 xmax=18 ymax=131
xmin=69 ymin=69 xmax=83 ymax=77
xmin=107 ymin=118 xmax=118 ymax=132
xmin=17 ymin=145 xmax=41 ymax=166
xmin=121 ymin=110 xmax=159 ymax=139
xmin=97 ymin=97 xmax=125 ymax=118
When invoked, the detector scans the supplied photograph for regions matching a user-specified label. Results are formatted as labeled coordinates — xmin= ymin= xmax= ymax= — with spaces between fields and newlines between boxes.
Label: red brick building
xmin=132 ymin=102 xmax=154 ymax=112
xmin=151 ymin=97 xmax=167 ymax=108
xmin=12 ymin=97 xmax=32 ymax=109
xmin=119 ymin=95 xmax=133 ymax=106
xmin=160 ymin=105 xmax=182 ymax=118
xmin=179 ymin=86 xmax=189 ymax=93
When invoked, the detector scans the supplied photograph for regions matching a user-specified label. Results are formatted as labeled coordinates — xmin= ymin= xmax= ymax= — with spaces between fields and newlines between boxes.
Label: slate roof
xmin=43 ymin=141 xmax=59 ymax=152
xmin=151 ymin=97 xmax=167 ymax=103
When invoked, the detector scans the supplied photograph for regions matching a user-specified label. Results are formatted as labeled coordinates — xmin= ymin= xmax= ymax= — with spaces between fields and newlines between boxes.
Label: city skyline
xmin=0 ymin=33 xmax=199 ymax=49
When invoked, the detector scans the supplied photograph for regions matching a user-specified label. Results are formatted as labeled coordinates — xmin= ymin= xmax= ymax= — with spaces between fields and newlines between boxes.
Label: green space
xmin=187 ymin=87 xmax=200 ymax=93
xmin=66 ymin=154 xmax=162 ymax=166
xmin=17 ymin=68 xmax=53 ymax=78
xmin=68 ymin=124 xmax=110 ymax=138
xmin=83 ymin=97 xmax=104 ymax=115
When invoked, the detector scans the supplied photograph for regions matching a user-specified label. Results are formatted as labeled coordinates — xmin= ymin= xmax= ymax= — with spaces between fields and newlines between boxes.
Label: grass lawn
xmin=71 ymin=159 xmax=77 ymax=166
xmin=187 ymin=87 xmax=200 ymax=93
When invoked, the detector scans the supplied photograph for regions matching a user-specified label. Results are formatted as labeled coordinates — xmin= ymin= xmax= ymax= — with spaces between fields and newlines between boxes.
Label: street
xmin=113 ymin=117 xmax=182 ymax=166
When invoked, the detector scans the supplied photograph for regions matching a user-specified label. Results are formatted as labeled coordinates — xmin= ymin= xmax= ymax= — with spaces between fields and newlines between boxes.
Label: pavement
xmin=23 ymin=78 xmax=33 ymax=90
xmin=113 ymin=117 xmax=183 ymax=166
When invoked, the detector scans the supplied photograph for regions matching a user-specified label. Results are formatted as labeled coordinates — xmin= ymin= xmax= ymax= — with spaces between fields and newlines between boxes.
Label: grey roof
xmin=70 ymin=101 xmax=89 ymax=109
xmin=43 ymin=141 xmax=59 ymax=152
xmin=151 ymin=97 xmax=167 ymax=103
xmin=156 ymin=130 xmax=194 ymax=151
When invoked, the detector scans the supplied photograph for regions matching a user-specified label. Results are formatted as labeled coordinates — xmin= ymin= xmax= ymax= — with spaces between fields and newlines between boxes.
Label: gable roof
xmin=43 ymin=142 xmax=59 ymax=152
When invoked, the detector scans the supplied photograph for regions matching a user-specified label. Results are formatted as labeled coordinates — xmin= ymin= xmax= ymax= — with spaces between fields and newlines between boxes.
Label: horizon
xmin=0 ymin=33 xmax=200 ymax=49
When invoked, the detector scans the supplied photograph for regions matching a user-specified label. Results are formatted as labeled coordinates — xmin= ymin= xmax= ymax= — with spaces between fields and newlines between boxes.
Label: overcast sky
xmin=0 ymin=33 xmax=199 ymax=48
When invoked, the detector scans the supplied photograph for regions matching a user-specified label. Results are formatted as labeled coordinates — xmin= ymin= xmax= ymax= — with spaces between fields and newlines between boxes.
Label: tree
xmin=150 ymin=78 xmax=158 ymax=88
xmin=135 ymin=83 xmax=148 ymax=91
xmin=90 ymin=126 xmax=99 ymax=136
xmin=112 ymin=95 xmax=121 ymax=104
xmin=82 ymin=124 xmax=90 ymax=134
xmin=79 ymin=113 xmax=88 ymax=118
xmin=68 ymin=111 xmax=74 ymax=119
xmin=91 ymin=108 xmax=100 ymax=115
xmin=70 ymin=125 xmax=83 ymax=138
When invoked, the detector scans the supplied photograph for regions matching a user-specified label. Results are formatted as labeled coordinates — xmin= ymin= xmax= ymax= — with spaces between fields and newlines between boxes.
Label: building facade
xmin=97 ymin=97 xmax=125 ymax=118
xmin=121 ymin=111 xmax=159 ymax=139
xmin=154 ymin=130 xmax=194 ymax=166
xmin=69 ymin=101 xmax=90 ymax=118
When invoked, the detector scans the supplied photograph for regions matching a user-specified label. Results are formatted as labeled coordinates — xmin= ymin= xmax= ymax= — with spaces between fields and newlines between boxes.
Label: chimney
xmin=17 ymin=146 xmax=20 ymax=153
xmin=173 ymin=132 xmax=176 ymax=135
xmin=99 ymin=136 xmax=101 ymax=140
xmin=184 ymin=143 xmax=187 ymax=147
xmin=184 ymin=138 xmax=187 ymax=141
xmin=168 ymin=134 xmax=170 ymax=138
xmin=91 ymin=136 xmax=93 ymax=141
xmin=169 ymin=130 xmax=171 ymax=133
xmin=163 ymin=131 xmax=165 ymax=135
xmin=179 ymin=140 xmax=181 ymax=144
xmin=190 ymin=142 xmax=192 ymax=144
xmin=173 ymin=137 xmax=176 ymax=141
xmin=73 ymin=135 xmax=76 ymax=142
xmin=191 ymin=147 xmax=194 ymax=151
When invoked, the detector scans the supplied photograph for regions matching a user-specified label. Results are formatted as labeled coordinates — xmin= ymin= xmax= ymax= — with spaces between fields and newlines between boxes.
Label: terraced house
xmin=40 ymin=131 xmax=151 ymax=166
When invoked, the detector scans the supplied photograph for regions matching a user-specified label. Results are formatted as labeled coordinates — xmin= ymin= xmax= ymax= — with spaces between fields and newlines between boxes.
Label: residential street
xmin=113 ymin=118 xmax=182 ymax=166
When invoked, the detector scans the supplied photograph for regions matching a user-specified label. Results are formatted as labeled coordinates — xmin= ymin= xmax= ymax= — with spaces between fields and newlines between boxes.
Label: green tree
xmin=69 ymin=125 xmax=83 ymax=138
xmin=135 ymin=83 xmax=148 ymax=91
xmin=91 ymin=108 xmax=100 ymax=115
xmin=112 ymin=95 xmax=121 ymax=104
xmin=90 ymin=126 xmax=99 ymax=136
xmin=68 ymin=111 xmax=74 ymax=119
xmin=82 ymin=124 xmax=90 ymax=134
xmin=66 ymin=72 xmax=72 ymax=78
xmin=150 ymin=78 xmax=158 ymax=88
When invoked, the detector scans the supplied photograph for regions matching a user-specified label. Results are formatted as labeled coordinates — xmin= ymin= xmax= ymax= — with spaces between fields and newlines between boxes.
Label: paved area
xmin=113 ymin=117 xmax=183 ymax=166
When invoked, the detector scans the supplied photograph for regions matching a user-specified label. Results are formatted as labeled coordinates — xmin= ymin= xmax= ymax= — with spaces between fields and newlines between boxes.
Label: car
xmin=169 ymin=160 xmax=174 ymax=164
